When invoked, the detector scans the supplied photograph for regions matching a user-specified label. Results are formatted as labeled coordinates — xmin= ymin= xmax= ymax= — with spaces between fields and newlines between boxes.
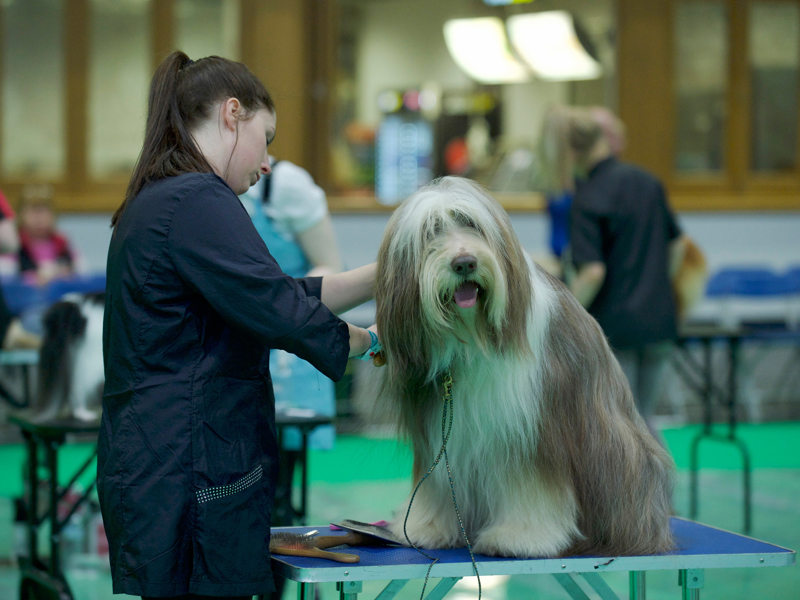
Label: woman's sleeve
xmin=167 ymin=177 xmax=349 ymax=381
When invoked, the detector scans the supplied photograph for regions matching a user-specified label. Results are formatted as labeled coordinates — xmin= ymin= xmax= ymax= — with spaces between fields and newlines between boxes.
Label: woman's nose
xmin=261 ymin=162 xmax=272 ymax=176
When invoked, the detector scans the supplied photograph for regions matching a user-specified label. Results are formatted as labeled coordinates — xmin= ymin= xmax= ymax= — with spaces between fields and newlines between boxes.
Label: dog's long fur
xmin=33 ymin=293 xmax=104 ymax=423
xmin=370 ymin=177 xmax=675 ymax=558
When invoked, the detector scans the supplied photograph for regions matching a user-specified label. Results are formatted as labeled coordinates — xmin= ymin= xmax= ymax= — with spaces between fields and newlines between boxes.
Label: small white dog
xmin=33 ymin=294 xmax=104 ymax=422
xmin=369 ymin=177 xmax=675 ymax=558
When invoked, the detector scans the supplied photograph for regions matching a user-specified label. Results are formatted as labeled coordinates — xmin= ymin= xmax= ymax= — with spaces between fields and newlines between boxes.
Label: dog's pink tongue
xmin=454 ymin=282 xmax=479 ymax=308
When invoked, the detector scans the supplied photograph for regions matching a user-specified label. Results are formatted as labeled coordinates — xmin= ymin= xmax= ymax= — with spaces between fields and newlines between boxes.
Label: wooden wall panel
xmin=617 ymin=0 xmax=673 ymax=185
xmin=152 ymin=0 xmax=175 ymax=70
xmin=241 ymin=0 xmax=309 ymax=168
xmin=64 ymin=0 xmax=90 ymax=192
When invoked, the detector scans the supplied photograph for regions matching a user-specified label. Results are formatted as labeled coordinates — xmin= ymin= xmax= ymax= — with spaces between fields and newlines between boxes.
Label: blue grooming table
xmin=270 ymin=519 xmax=795 ymax=600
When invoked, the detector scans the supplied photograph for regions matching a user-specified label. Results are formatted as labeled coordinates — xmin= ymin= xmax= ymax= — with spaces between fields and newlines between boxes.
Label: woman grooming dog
xmin=100 ymin=51 xmax=381 ymax=600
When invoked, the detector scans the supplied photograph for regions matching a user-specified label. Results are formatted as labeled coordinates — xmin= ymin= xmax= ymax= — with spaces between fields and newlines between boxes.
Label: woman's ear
xmin=220 ymin=97 xmax=242 ymax=132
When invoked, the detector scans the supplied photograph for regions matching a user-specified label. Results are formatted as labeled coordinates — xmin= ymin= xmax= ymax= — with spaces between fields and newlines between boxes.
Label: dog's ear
xmin=375 ymin=222 xmax=431 ymax=393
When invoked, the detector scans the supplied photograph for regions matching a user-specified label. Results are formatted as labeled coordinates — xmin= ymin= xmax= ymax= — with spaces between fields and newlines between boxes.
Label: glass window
xmin=88 ymin=0 xmax=151 ymax=179
xmin=176 ymin=0 xmax=240 ymax=60
xmin=1 ymin=0 xmax=66 ymax=178
xmin=674 ymin=1 xmax=728 ymax=173
xmin=749 ymin=1 xmax=800 ymax=172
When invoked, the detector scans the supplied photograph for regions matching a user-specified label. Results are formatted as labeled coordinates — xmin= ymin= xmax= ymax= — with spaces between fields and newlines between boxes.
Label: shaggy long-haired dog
xmin=370 ymin=177 xmax=675 ymax=558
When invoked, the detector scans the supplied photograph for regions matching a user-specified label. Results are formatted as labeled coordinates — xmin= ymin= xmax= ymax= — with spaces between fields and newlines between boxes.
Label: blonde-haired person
xmin=538 ymin=106 xmax=627 ymax=265
xmin=101 ymin=51 xmax=380 ymax=600
xmin=540 ymin=105 xmax=688 ymax=442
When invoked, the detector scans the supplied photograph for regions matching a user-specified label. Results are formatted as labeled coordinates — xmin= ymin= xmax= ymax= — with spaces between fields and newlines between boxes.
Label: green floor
xmin=0 ymin=423 xmax=797 ymax=599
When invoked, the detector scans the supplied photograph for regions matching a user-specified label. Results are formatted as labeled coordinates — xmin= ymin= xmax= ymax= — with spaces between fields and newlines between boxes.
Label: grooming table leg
xmin=582 ymin=573 xmax=622 ymax=600
xmin=552 ymin=574 xmax=592 ymax=600
xmin=629 ymin=571 xmax=646 ymax=600
xmin=424 ymin=577 xmax=460 ymax=600
xmin=375 ymin=579 xmax=410 ymax=600
xmin=679 ymin=569 xmax=704 ymax=600
xmin=337 ymin=580 xmax=362 ymax=600
xmin=298 ymin=582 xmax=316 ymax=600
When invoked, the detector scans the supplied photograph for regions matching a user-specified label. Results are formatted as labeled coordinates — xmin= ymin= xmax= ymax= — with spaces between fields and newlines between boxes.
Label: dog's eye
xmin=452 ymin=211 xmax=481 ymax=233
xmin=425 ymin=217 xmax=444 ymax=240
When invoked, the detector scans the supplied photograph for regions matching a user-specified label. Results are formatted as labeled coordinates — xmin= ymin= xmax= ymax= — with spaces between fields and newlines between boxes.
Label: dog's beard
xmin=418 ymin=228 xmax=509 ymax=369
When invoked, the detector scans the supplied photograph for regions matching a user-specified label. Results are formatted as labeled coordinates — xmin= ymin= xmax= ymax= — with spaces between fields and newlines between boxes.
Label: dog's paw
xmin=389 ymin=517 xmax=463 ymax=550
xmin=472 ymin=524 xmax=572 ymax=558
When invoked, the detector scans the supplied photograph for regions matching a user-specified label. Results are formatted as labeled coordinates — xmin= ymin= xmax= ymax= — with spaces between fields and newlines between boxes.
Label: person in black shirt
xmin=101 ymin=51 xmax=382 ymax=600
xmin=540 ymin=106 xmax=688 ymax=441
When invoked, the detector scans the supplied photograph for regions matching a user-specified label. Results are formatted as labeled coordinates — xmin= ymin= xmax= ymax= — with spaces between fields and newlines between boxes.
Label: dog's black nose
xmin=451 ymin=254 xmax=477 ymax=275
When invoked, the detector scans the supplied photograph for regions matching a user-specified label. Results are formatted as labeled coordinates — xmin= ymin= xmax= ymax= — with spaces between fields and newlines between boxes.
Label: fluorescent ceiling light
xmin=444 ymin=17 xmax=530 ymax=84
xmin=483 ymin=0 xmax=535 ymax=5
xmin=507 ymin=11 xmax=603 ymax=81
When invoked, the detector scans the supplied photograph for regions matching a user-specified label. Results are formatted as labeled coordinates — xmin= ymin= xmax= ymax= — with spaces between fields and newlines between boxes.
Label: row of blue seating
xmin=0 ymin=274 xmax=107 ymax=315
xmin=705 ymin=267 xmax=800 ymax=297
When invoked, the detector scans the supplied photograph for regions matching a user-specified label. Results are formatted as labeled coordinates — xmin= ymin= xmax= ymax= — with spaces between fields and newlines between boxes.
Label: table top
xmin=275 ymin=409 xmax=332 ymax=427
xmin=270 ymin=518 xmax=796 ymax=583
xmin=7 ymin=413 xmax=101 ymax=439
xmin=679 ymin=323 xmax=800 ymax=341
xmin=0 ymin=349 xmax=39 ymax=366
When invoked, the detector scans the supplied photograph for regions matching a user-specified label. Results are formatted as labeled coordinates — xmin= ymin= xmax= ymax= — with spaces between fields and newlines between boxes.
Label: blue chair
xmin=705 ymin=267 xmax=792 ymax=297
xmin=45 ymin=274 xmax=107 ymax=305
xmin=784 ymin=267 xmax=800 ymax=293
xmin=784 ymin=267 xmax=800 ymax=329
xmin=0 ymin=279 xmax=44 ymax=316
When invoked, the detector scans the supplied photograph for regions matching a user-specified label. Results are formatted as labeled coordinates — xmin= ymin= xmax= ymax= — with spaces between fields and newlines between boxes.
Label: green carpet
xmin=1 ymin=421 xmax=797 ymax=498
xmin=661 ymin=422 xmax=800 ymax=470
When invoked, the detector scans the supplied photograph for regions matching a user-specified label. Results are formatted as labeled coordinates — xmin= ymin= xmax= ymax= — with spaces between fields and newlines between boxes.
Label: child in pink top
xmin=17 ymin=184 xmax=76 ymax=286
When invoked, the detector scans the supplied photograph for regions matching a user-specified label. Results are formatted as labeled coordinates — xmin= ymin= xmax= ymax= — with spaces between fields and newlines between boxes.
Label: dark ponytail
xmin=112 ymin=51 xmax=275 ymax=228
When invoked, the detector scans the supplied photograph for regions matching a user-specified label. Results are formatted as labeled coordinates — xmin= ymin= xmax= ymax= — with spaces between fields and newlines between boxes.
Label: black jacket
xmin=98 ymin=172 xmax=349 ymax=597
xmin=571 ymin=157 xmax=681 ymax=349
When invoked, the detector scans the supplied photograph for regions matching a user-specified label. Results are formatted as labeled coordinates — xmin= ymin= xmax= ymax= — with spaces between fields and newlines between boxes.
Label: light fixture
xmin=443 ymin=17 xmax=530 ymax=84
xmin=482 ymin=0 xmax=535 ymax=5
xmin=507 ymin=11 xmax=603 ymax=81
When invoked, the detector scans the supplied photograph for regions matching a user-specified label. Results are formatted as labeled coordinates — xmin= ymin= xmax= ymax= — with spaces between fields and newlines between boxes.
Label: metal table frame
xmin=271 ymin=519 xmax=795 ymax=600
xmin=674 ymin=325 xmax=800 ymax=534
xmin=275 ymin=411 xmax=333 ymax=525
xmin=8 ymin=414 xmax=101 ymax=600
xmin=8 ymin=410 xmax=331 ymax=600
xmin=0 ymin=349 xmax=39 ymax=409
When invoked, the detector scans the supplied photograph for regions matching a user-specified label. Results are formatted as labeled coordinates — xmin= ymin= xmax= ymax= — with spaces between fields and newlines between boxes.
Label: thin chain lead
xmin=402 ymin=371 xmax=481 ymax=600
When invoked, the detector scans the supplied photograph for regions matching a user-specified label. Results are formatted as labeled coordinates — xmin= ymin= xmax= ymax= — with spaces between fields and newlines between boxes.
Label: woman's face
xmin=226 ymin=108 xmax=276 ymax=195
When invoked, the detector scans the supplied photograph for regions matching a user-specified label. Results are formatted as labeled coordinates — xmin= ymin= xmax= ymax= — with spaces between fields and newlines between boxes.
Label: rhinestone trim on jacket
xmin=196 ymin=464 xmax=263 ymax=504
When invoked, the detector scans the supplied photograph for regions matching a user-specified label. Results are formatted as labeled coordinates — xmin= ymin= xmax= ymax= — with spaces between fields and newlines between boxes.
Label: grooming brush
xmin=310 ymin=531 xmax=371 ymax=549
xmin=270 ymin=532 xmax=360 ymax=563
